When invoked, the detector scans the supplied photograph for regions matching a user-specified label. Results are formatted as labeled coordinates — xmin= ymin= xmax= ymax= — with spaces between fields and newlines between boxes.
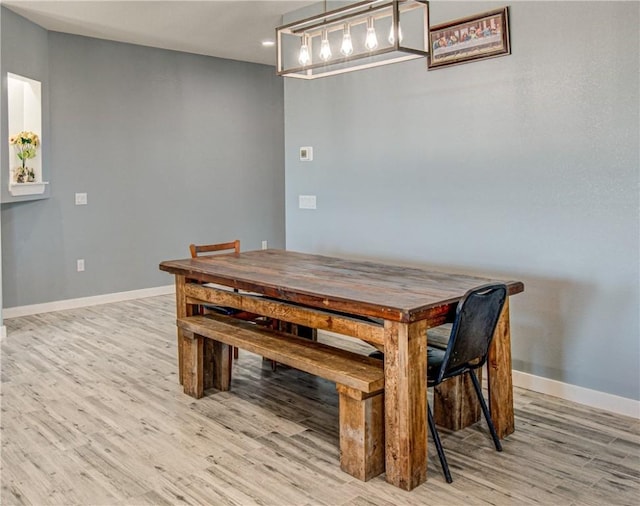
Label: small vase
xmin=13 ymin=166 xmax=35 ymax=183
xmin=13 ymin=168 xmax=25 ymax=183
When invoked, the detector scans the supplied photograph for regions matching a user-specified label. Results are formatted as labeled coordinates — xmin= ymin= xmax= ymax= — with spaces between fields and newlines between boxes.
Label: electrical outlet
xmin=261 ymin=240 xmax=268 ymax=250
xmin=75 ymin=193 xmax=87 ymax=205
xmin=77 ymin=259 xmax=85 ymax=272
xmin=299 ymin=146 xmax=313 ymax=161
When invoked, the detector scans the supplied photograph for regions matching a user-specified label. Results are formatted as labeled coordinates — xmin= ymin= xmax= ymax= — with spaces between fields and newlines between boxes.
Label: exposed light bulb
xmin=298 ymin=35 xmax=311 ymax=66
xmin=340 ymin=24 xmax=353 ymax=56
xmin=388 ymin=23 xmax=403 ymax=44
xmin=365 ymin=17 xmax=378 ymax=51
xmin=319 ymin=29 xmax=332 ymax=61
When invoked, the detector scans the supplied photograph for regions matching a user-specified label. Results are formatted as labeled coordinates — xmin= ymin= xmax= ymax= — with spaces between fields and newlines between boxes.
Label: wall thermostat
xmin=299 ymin=146 xmax=313 ymax=161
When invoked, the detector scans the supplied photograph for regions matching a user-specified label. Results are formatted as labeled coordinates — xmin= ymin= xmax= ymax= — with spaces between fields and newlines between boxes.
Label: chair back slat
xmin=438 ymin=284 xmax=507 ymax=382
xmin=190 ymin=240 xmax=240 ymax=258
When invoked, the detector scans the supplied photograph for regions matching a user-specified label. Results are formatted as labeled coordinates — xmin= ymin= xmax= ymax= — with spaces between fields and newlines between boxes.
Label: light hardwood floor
xmin=1 ymin=295 xmax=638 ymax=505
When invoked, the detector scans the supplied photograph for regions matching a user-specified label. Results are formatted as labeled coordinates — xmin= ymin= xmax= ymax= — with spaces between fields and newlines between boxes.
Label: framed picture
xmin=428 ymin=7 xmax=510 ymax=70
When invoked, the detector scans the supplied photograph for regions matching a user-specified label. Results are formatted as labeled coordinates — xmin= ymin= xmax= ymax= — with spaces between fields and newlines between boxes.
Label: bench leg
xmin=433 ymin=368 xmax=482 ymax=431
xmin=211 ymin=340 xmax=232 ymax=391
xmin=202 ymin=340 xmax=219 ymax=391
xmin=182 ymin=330 xmax=204 ymax=399
xmin=337 ymin=385 xmax=384 ymax=481
xmin=182 ymin=330 xmax=233 ymax=399
xmin=183 ymin=332 xmax=231 ymax=397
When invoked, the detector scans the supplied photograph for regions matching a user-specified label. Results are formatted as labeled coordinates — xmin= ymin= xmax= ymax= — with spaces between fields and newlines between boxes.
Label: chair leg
xmin=428 ymin=403 xmax=453 ymax=483
xmin=233 ymin=346 xmax=239 ymax=360
xmin=469 ymin=370 xmax=503 ymax=452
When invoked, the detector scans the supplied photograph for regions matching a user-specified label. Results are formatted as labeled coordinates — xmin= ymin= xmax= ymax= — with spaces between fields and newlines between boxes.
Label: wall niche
xmin=7 ymin=72 xmax=48 ymax=196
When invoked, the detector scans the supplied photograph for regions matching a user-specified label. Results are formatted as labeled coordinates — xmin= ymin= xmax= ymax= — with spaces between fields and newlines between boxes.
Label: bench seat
xmin=176 ymin=313 xmax=385 ymax=481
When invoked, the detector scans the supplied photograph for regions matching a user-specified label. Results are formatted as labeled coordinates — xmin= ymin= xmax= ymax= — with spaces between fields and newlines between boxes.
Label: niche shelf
xmin=7 ymin=72 xmax=48 ymax=197
xmin=8 ymin=181 xmax=48 ymax=196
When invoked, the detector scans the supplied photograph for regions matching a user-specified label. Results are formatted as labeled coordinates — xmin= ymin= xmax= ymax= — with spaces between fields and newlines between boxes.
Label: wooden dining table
xmin=160 ymin=249 xmax=524 ymax=491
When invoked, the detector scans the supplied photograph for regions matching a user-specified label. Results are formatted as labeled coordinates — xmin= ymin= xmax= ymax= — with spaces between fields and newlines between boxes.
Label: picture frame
xmin=428 ymin=7 xmax=511 ymax=70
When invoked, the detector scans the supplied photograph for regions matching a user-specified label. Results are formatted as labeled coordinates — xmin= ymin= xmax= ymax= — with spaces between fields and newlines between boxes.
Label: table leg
xmin=487 ymin=297 xmax=515 ymax=439
xmin=383 ymin=320 xmax=427 ymax=491
xmin=433 ymin=369 xmax=482 ymax=430
xmin=175 ymin=275 xmax=188 ymax=385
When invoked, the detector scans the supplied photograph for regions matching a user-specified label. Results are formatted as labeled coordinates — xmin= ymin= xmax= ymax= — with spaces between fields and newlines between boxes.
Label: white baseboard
xmin=3 ymin=285 xmax=175 ymax=319
xmin=513 ymin=370 xmax=639 ymax=420
xmin=0 ymin=325 xmax=6 ymax=338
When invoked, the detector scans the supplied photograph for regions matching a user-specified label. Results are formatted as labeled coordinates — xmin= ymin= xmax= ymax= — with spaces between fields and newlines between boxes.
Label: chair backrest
xmin=436 ymin=283 xmax=507 ymax=383
xmin=189 ymin=240 xmax=240 ymax=259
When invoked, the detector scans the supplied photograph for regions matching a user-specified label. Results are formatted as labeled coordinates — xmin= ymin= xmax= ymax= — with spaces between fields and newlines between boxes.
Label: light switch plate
xmin=299 ymin=146 xmax=313 ymax=161
xmin=299 ymin=195 xmax=317 ymax=209
xmin=75 ymin=192 xmax=87 ymax=205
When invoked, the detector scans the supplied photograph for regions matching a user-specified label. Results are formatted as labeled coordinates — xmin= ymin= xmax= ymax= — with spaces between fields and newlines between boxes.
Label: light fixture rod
xmin=278 ymin=0 xmax=388 ymax=32
xmin=290 ymin=3 xmax=392 ymax=35
xmin=391 ymin=0 xmax=400 ymax=48
xmin=285 ymin=4 xmax=429 ymax=40
xmin=288 ymin=2 xmax=425 ymax=37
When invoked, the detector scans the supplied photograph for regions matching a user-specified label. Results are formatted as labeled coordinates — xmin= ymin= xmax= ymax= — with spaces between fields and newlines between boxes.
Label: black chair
xmin=371 ymin=283 xmax=507 ymax=483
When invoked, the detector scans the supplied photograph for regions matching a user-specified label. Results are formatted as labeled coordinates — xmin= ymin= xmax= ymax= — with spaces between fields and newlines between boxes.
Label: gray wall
xmin=1 ymin=15 xmax=286 ymax=307
xmin=284 ymin=1 xmax=639 ymax=400
xmin=0 ymin=6 xmax=52 ymax=329
xmin=0 ymin=7 xmax=51 ymax=202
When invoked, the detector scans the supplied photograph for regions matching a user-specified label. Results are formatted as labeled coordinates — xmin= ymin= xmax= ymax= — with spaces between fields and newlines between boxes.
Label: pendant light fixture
xmin=298 ymin=34 xmax=311 ymax=66
xmin=276 ymin=0 xmax=430 ymax=80
xmin=365 ymin=17 xmax=379 ymax=50
xmin=319 ymin=29 xmax=332 ymax=61
xmin=340 ymin=24 xmax=354 ymax=56
xmin=388 ymin=23 xmax=403 ymax=44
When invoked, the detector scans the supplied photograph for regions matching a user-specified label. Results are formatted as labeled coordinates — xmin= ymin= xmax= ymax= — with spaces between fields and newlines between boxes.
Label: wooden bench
xmin=176 ymin=313 xmax=385 ymax=481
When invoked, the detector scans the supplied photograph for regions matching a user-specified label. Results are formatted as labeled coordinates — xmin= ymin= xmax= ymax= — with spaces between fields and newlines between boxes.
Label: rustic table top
xmin=160 ymin=249 xmax=524 ymax=322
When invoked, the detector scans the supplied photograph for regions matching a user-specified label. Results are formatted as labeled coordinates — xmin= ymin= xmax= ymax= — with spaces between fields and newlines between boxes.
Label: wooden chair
xmin=189 ymin=240 xmax=263 ymax=360
xmin=189 ymin=239 xmax=240 ymax=260
xmin=189 ymin=240 xmax=317 ymax=372
xmin=371 ymin=283 xmax=507 ymax=483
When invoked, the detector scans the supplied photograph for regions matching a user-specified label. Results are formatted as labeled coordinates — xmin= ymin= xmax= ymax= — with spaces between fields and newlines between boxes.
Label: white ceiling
xmin=1 ymin=0 xmax=318 ymax=66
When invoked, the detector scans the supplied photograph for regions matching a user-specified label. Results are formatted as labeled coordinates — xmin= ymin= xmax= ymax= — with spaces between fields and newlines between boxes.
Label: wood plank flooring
xmin=1 ymin=295 xmax=638 ymax=505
